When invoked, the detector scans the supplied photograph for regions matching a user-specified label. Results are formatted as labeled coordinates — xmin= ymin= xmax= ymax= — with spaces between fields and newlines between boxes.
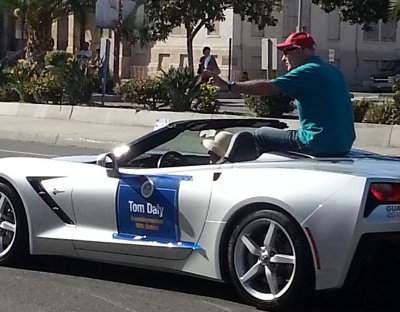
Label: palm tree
xmin=389 ymin=0 xmax=400 ymax=20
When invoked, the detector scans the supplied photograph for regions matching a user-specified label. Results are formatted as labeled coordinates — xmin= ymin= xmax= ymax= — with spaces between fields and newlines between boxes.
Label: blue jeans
xmin=254 ymin=127 xmax=304 ymax=154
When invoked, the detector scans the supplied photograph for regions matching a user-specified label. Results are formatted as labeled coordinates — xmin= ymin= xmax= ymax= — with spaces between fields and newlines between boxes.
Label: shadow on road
xmin=12 ymin=255 xmax=400 ymax=312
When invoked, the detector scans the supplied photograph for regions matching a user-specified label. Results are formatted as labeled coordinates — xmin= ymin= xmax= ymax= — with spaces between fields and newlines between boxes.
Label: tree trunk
xmin=185 ymin=25 xmax=194 ymax=75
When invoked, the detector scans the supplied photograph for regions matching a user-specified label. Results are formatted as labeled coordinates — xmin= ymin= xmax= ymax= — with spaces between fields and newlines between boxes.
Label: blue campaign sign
xmin=115 ymin=175 xmax=190 ymax=243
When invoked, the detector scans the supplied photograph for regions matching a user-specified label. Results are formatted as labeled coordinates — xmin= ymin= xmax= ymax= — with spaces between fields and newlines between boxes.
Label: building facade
xmin=2 ymin=0 xmax=400 ymax=88
xmin=130 ymin=0 xmax=400 ymax=88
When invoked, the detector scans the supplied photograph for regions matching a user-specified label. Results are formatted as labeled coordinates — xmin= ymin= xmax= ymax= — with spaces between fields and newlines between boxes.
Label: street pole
xmin=296 ymin=0 xmax=303 ymax=32
xmin=113 ymin=0 xmax=123 ymax=85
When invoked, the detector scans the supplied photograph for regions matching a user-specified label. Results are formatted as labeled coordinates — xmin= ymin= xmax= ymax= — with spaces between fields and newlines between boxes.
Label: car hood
xmin=0 ymin=157 xmax=105 ymax=179
xmin=53 ymin=154 xmax=101 ymax=164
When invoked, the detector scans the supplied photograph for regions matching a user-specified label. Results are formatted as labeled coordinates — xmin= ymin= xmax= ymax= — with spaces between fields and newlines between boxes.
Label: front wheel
xmin=0 ymin=183 xmax=28 ymax=265
xmin=227 ymin=210 xmax=314 ymax=311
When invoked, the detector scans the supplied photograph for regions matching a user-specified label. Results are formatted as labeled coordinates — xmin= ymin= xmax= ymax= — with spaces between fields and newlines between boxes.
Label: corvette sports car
xmin=0 ymin=118 xmax=399 ymax=311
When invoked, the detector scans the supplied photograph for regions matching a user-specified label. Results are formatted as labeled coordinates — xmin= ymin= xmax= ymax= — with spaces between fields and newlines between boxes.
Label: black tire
xmin=0 ymin=183 xmax=28 ymax=265
xmin=227 ymin=209 xmax=314 ymax=311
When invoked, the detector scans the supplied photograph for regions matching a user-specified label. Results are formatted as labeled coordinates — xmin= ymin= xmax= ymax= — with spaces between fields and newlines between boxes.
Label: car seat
xmin=225 ymin=131 xmax=259 ymax=162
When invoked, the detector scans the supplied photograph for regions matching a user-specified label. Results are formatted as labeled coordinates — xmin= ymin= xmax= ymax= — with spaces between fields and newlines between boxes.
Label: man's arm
xmin=204 ymin=72 xmax=281 ymax=96
xmin=230 ymin=79 xmax=280 ymax=96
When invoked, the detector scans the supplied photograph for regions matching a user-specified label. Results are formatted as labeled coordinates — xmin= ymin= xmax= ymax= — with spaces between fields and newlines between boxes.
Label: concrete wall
xmin=0 ymin=102 xmax=398 ymax=152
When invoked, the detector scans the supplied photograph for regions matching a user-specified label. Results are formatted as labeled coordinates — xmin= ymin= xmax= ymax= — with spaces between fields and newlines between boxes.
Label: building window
xmin=251 ymin=23 xmax=264 ymax=37
xmin=363 ymin=21 xmax=398 ymax=42
xmin=179 ymin=54 xmax=188 ymax=68
xmin=381 ymin=22 xmax=397 ymax=42
xmin=363 ymin=23 xmax=379 ymax=41
xmin=157 ymin=53 xmax=170 ymax=71
xmin=327 ymin=11 xmax=341 ymax=40
xmin=207 ymin=22 xmax=220 ymax=36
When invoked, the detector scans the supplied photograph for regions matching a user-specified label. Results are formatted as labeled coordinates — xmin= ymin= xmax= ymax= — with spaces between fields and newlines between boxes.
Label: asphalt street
xmin=0 ymin=138 xmax=399 ymax=312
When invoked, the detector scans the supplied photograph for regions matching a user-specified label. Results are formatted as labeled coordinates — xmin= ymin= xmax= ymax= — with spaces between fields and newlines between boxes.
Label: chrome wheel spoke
xmin=263 ymin=223 xmax=275 ymax=250
xmin=270 ymin=254 xmax=295 ymax=265
xmin=0 ymin=195 xmax=6 ymax=219
xmin=0 ymin=221 xmax=15 ymax=233
xmin=240 ymin=261 xmax=261 ymax=283
xmin=264 ymin=265 xmax=279 ymax=296
xmin=241 ymin=235 xmax=261 ymax=256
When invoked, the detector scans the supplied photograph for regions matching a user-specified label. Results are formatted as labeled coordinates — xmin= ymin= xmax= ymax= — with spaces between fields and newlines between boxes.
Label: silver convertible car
xmin=0 ymin=118 xmax=399 ymax=311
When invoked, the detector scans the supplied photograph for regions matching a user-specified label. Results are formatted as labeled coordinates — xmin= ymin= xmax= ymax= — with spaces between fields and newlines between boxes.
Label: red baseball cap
xmin=277 ymin=32 xmax=316 ymax=50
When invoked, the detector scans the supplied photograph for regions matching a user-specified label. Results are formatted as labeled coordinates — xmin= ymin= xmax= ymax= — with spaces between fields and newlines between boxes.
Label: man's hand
xmin=201 ymin=70 xmax=229 ymax=91
xmin=201 ymin=70 xmax=281 ymax=96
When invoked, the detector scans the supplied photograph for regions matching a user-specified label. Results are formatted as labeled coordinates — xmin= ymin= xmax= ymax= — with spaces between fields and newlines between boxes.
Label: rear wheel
xmin=227 ymin=210 xmax=314 ymax=311
xmin=0 ymin=183 xmax=28 ymax=265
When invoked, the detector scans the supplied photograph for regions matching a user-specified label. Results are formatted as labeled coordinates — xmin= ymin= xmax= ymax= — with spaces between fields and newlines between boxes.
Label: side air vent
xmin=27 ymin=177 xmax=75 ymax=225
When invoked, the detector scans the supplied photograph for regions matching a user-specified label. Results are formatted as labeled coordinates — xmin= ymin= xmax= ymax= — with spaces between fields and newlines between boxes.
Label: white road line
xmin=0 ymin=149 xmax=58 ymax=157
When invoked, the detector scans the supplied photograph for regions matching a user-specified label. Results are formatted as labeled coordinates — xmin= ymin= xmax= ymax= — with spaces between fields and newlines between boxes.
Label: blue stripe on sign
xmin=115 ymin=174 xmax=191 ymax=243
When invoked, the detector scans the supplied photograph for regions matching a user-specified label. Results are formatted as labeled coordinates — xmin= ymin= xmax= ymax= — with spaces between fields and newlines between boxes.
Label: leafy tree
xmin=389 ymin=0 xmax=400 ymax=20
xmin=121 ymin=0 xmax=149 ymax=44
xmin=143 ymin=0 xmax=282 ymax=73
xmin=0 ymin=0 xmax=95 ymax=62
xmin=312 ymin=0 xmax=391 ymax=26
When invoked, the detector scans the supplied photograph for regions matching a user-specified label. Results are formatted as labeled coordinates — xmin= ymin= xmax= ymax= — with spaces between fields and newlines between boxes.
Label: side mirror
xmin=96 ymin=152 xmax=120 ymax=178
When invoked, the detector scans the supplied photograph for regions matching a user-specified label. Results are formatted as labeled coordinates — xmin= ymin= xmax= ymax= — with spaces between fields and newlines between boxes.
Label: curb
xmin=0 ymin=101 xmax=398 ymax=150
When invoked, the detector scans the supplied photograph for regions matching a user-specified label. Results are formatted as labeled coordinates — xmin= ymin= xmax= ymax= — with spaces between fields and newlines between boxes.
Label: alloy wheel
xmin=0 ymin=192 xmax=17 ymax=257
xmin=233 ymin=218 xmax=296 ymax=301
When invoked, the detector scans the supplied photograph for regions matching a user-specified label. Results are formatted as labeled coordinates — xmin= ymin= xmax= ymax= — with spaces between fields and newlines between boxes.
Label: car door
xmin=72 ymin=165 xmax=215 ymax=260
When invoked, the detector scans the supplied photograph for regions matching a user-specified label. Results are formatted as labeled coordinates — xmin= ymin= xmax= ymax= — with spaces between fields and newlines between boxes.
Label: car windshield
xmin=122 ymin=126 xmax=260 ymax=168
xmin=151 ymin=130 xmax=207 ymax=156
xmin=150 ymin=126 xmax=257 ymax=156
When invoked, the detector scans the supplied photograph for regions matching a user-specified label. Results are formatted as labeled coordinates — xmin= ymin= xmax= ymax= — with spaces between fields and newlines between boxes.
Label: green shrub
xmin=363 ymin=100 xmax=400 ymax=125
xmin=33 ymin=71 xmax=64 ymax=104
xmin=192 ymin=83 xmax=220 ymax=113
xmin=8 ymin=59 xmax=41 ymax=103
xmin=391 ymin=75 xmax=400 ymax=118
xmin=64 ymin=57 xmax=95 ymax=105
xmin=244 ymin=94 xmax=294 ymax=117
xmin=158 ymin=67 xmax=199 ymax=112
xmin=118 ymin=77 xmax=162 ymax=110
xmin=45 ymin=50 xmax=71 ymax=68
xmin=0 ymin=86 xmax=19 ymax=102
xmin=0 ymin=65 xmax=18 ymax=101
xmin=352 ymin=99 xmax=371 ymax=122
xmin=0 ymin=63 xmax=8 ymax=84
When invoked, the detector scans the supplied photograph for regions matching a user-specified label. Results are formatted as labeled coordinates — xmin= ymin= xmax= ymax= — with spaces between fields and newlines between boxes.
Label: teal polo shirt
xmin=271 ymin=56 xmax=356 ymax=156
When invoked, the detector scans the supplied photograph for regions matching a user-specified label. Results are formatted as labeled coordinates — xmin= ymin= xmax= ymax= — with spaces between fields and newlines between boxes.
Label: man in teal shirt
xmin=204 ymin=32 xmax=356 ymax=157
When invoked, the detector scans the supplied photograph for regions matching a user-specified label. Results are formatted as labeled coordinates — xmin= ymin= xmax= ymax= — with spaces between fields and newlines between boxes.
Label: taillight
xmin=364 ymin=183 xmax=400 ymax=217
xmin=370 ymin=183 xmax=400 ymax=202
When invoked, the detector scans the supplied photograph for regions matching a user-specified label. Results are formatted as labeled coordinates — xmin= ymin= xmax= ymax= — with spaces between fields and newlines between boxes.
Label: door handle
xmin=52 ymin=188 xmax=65 ymax=195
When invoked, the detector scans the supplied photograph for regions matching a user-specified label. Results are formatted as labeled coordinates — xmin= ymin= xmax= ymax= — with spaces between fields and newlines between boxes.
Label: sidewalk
xmin=0 ymin=101 xmax=399 ymax=156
